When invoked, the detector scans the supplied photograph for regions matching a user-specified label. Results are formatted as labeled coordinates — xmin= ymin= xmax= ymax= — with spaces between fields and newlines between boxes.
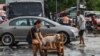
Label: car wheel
xmin=1 ymin=34 xmax=14 ymax=46
xmin=58 ymin=32 xmax=69 ymax=45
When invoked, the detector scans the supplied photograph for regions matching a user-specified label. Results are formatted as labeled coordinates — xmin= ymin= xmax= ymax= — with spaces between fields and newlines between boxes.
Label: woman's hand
xmin=40 ymin=41 xmax=43 ymax=46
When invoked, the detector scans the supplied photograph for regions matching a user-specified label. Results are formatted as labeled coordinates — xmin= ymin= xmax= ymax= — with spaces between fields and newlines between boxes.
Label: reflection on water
xmin=0 ymin=45 xmax=99 ymax=56
xmin=79 ymin=47 xmax=86 ymax=56
xmin=0 ymin=46 xmax=32 ymax=56
xmin=65 ymin=45 xmax=96 ymax=56
xmin=1 ymin=46 xmax=15 ymax=56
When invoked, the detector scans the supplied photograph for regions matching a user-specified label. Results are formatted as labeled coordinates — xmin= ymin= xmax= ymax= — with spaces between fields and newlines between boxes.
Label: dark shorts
xmin=79 ymin=30 xmax=85 ymax=36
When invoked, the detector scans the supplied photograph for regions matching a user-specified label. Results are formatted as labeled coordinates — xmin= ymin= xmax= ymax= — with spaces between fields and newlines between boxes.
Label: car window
xmin=41 ymin=20 xmax=55 ymax=27
xmin=29 ymin=18 xmax=55 ymax=27
xmin=29 ymin=18 xmax=37 ymax=26
xmin=9 ymin=19 xmax=28 ymax=26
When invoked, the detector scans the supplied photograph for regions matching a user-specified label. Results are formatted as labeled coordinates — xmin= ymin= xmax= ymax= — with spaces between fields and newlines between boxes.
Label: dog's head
xmin=54 ymin=34 xmax=61 ymax=40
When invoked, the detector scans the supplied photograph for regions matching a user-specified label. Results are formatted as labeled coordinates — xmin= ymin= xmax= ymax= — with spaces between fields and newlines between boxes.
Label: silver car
xmin=0 ymin=16 xmax=78 ymax=46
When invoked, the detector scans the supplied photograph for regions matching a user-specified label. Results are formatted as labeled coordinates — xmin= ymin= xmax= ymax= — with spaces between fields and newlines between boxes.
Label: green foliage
xmin=86 ymin=0 xmax=100 ymax=11
xmin=44 ymin=0 xmax=76 ymax=13
xmin=0 ymin=0 xmax=5 ymax=4
xmin=45 ymin=0 xmax=100 ymax=13
xmin=1 ymin=0 xmax=100 ymax=11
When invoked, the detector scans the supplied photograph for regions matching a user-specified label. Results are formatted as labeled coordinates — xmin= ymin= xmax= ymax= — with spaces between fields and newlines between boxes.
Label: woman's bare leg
xmin=39 ymin=44 xmax=43 ymax=56
xmin=33 ymin=45 xmax=37 ymax=56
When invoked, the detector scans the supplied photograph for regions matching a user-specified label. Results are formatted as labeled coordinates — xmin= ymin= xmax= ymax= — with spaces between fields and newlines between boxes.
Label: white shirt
xmin=77 ymin=14 xmax=86 ymax=30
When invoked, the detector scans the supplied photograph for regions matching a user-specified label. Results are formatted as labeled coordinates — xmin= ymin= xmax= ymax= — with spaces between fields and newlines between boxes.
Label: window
xmin=9 ymin=2 xmax=43 ymax=18
xmin=29 ymin=18 xmax=37 ymax=26
xmin=29 ymin=18 xmax=55 ymax=27
xmin=41 ymin=20 xmax=55 ymax=27
xmin=9 ymin=19 xmax=28 ymax=26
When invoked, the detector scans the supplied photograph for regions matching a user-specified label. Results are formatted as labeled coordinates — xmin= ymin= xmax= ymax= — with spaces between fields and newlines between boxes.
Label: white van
xmin=4 ymin=0 xmax=45 ymax=19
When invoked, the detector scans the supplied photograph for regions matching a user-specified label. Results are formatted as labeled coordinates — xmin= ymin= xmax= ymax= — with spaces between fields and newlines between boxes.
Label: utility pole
xmin=77 ymin=0 xmax=80 ymax=11
xmin=42 ymin=0 xmax=45 ymax=17
xmin=76 ymin=0 xmax=86 ymax=26
xmin=56 ymin=0 xmax=57 ymax=14
xmin=76 ymin=0 xmax=80 ymax=26
xmin=55 ymin=0 xmax=58 ymax=21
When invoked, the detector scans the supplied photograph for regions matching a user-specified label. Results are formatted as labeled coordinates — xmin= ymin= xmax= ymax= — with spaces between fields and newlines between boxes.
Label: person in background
xmin=85 ymin=15 xmax=93 ymax=33
xmin=77 ymin=11 xmax=86 ymax=47
xmin=59 ymin=13 xmax=71 ymax=26
xmin=91 ymin=14 xmax=97 ymax=36
xmin=59 ymin=13 xmax=72 ymax=46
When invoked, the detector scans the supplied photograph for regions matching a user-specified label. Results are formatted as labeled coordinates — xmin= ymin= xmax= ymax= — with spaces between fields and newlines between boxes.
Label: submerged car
xmin=0 ymin=16 xmax=78 ymax=46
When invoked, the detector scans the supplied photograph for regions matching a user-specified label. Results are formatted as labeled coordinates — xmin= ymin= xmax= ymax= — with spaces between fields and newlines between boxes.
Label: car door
xmin=9 ymin=18 xmax=31 ymax=41
xmin=40 ymin=20 xmax=57 ymax=36
xmin=29 ymin=18 xmax=57 ymax=36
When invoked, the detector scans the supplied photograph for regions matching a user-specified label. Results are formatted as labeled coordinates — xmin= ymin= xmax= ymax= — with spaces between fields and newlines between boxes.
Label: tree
xmin=0 ymin=0 xmax=5 ymax=4
xmin=44 ymin=0 xmax=76 ymax=13
xmin=1 ymin=0 xmax=100 ymax=14
xmin=86 ymin=0 xmax=100 ymax=11
xmin=1 ymin=0 xmax=100 ymax=11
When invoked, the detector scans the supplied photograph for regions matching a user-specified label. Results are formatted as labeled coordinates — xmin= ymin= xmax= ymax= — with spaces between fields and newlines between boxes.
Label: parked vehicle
xmin=84 ymin=11 xmax=100 ymax=31
xmin=64 ymin=7 xmax=86 ymax=26
xmin=4 ymin=0 xmax=45 ymax=19
xmin=0 ymin=16 xmax=78 ymax=46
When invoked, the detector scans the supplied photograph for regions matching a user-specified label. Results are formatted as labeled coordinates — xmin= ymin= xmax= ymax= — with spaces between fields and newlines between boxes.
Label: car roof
xmin=10 ymin=16 xmax=46 ymax=20
xmin=0 ymin=16 xmax=45 ymax=26
xmin=8 ymin=16 xmax=61 ymax=26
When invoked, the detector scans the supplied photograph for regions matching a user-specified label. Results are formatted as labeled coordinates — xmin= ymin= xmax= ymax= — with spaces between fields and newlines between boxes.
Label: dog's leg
xmin=50 ymin=42 xmax=52 ymax=48
xmin=54 ymin=42 xmax=57 ymax=48
xmin=46 ymin=42 xmax=50 ymax=48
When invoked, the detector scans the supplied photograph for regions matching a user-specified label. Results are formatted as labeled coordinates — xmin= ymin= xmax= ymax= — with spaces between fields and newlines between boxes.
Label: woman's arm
xmin=39 ymin=32 xmax=44 ymax=39
xmin=34 ymin=33 xmax=41 ymax=43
